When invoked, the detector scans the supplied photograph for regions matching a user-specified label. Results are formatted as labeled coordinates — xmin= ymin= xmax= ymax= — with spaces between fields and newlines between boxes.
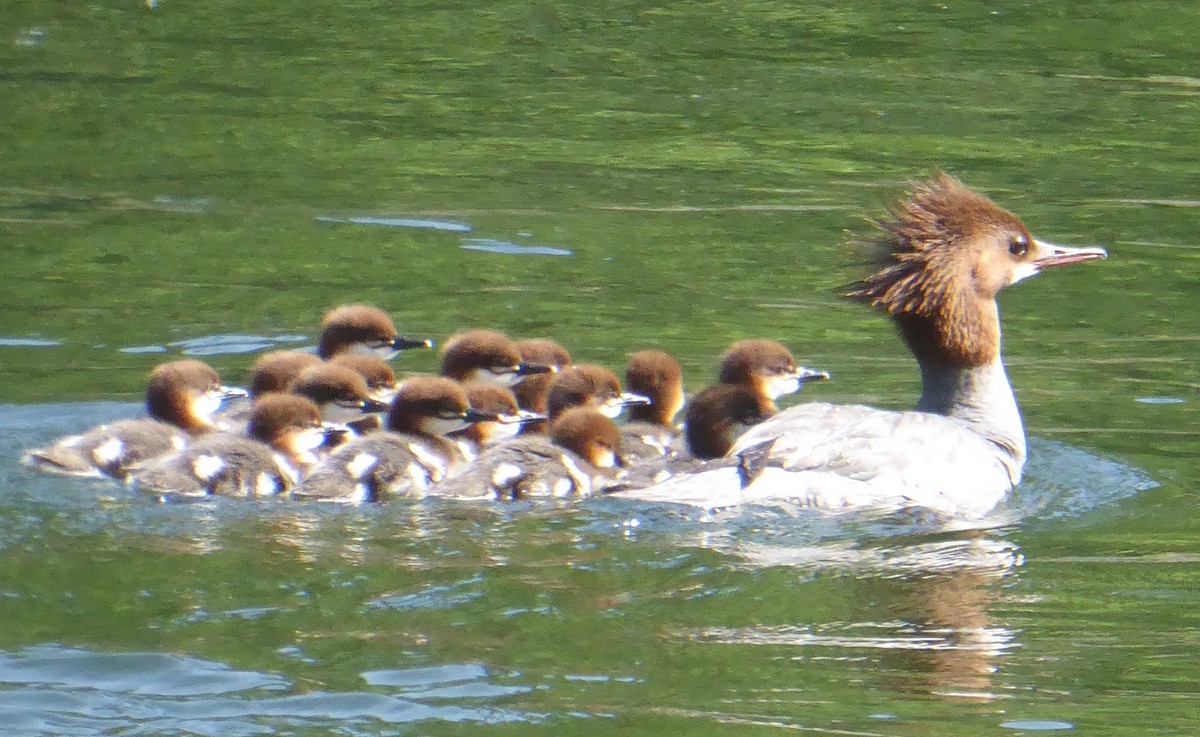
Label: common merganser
xmin=247 ymin=351 xmax=323 ymax=398
xmin=294 ymin=376 xmax=494 ymax=502
xmin=718 ymin=339 xmax=830 ymax=411
xmin=22 ymin=359 xmax=247 ymax=480
xmin=130 ymin=394 xmax=341 ymax=498
xmin=317 ymin=304 xmax=433 ymax=360
xmin=287 ymin=363 xmax=390 ymax=425
xmin=512 ymin=338 xmax=573 ymax=434
xmin=620 ymin=350 xmax=685 ymax=461
xmin=452 ymin=382 xmax=545 ymax=460
xmin=329 ymin=354 xmax=399 ymax=405
xmin=440 ymin=329 xmax=555 ymax=387
xmin=546 ymin=364 xmax=650 ymax=420
xmin=435 ymin=406 xmax=624 ymax=500
xmin=618 ymin=174 xmax=1107 ymax=518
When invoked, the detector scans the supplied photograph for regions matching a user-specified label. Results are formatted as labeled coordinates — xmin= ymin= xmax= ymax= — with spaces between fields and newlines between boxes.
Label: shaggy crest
xmin=842 ymin=173 xmax=1030 ymax=366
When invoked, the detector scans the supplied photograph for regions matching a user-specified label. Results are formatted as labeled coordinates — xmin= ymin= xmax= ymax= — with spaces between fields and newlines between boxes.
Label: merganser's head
xmin=512 ymin=338 xmax=573 ymax=414
xmin=317 ymin=304 xmax=433 ymax=360
xmin=624 ymin=350 xmax=685 ymax=426
xmin=550 ymin=407 xmax=623 ymax=470
xmin=146 ymin=359 xmax=248 ymax=433
xmin=457 ymin=382 xmax=546 ymax=445
xmin=844 ymin=173 xmax=1107 ymax=366
xmin=440 ymin=329 xmax=555 ymax=387
xmin=288 ymin=363 xmax=390 ymax=422
xmin=247 ymin=393 xmax=342 ymax=463
xmin=547 ymin=364 xmax=651 ymax=420
xmin=387 ymin=376 xmax=496 ymax=437
xmin=330 ymin=354 xmax=399 ymax=404
xmin=248 ymin=350 xmax=323 ymax=398
xmin=717 ymin=339 xmax=830 ymax=404
xmin=684 ymin=384 xmax=775 ymax=460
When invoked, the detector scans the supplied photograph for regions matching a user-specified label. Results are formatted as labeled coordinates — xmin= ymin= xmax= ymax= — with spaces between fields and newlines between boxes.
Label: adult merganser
xmin=440 ymin=329 xmax=555 ymax=387
xmin=294 ymin=376 xmax=494 ymax=502
xmin=618 ymin=174 xmax=1107 ymax=518
xmin=718 ymin=339 xmax=830 ymax=411
xmin=620 ymin=350 xmax=685 ymax=461
xmin=22 ymin=359 xmax=247 ymax=480
xmin=317 ymin=304 xmax=433 ymax=360
xmin=546 ymin=364 xmax=650 ymax=420
xmin=512 ymin=338 xmax=573 ymax=434
xmin=435 ymin=406 xmax=624 ymax=500
xmin=131 ymin=394 xmax=341 ymax=498
xmin=452 ymin=382 xmax=545 ymax=460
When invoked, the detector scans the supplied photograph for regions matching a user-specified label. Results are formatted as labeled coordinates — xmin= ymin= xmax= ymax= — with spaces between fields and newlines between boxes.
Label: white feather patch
xmin=408 ymin=442 xmax=446 ymax=481
xmin=559 ymin=454 xmax=589 ymax=497
xmin=192 ymin=454 xmax=225 ymax=481
xmin=346 ymin=452 xmax=378 ymax=480
xmin=92 ymin=437 xmax=125 ymax=466
xmin=491 ymin=462 xmax=524 ymax=487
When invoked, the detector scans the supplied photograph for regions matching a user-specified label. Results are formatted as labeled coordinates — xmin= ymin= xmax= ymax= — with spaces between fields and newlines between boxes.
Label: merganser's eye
xmin=437 ymin=410 xmax=466 ymax=420
xmin=1009 ymin=236 xmax=1029 ymax=257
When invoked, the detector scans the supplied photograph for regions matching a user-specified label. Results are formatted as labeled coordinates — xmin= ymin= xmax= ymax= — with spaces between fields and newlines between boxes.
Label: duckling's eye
xmin=437 ymin=410 xmax=465 ymax=420
xmin=492 ymin=365 xmax=518 ymax=375
xmin=1009 ymin=236 xmax=1029 ymax=257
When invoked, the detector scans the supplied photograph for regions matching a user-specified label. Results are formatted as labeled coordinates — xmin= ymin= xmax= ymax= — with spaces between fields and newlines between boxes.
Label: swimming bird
xmin=617 ymin=174 xmax=1107 ymax=518
xmin=718 ymin=339 xmax=830 ymax=411
xmin=294 ymin=376 xmax=494 ymax=502
xmin=512 ymin=337 xmax=573 ymax=434
xmin=620 ymin=349 xmax=686 ymax=461
xmin=440 ymin=329 xmax=555 ymax=387
xmin=317 ymin=304 xmax=433 ymax=360
xmin=22 ymin=359 xmax=247 ymax=480
xmin=436 ymin=406 xmax=624 ymax=500
xmin=130 ymin=394 xmax=341 ymax=498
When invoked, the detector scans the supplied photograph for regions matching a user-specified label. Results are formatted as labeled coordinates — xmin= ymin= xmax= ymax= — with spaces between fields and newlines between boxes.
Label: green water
xmin=2 ymin=1 xmax=1199 ymax=734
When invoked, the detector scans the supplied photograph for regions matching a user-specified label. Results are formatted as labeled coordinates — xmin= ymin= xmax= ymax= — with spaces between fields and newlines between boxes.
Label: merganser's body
xmin=22 ymin=360 xmax=247 ymax=480
xmin=130 ymin=394 xmax=338 ymax=498
xmin=436 ymin=407 xmax=624 ymax=500
xmin=294 ymin=376 xmax=491 ymax=502
xmin=617 ymin=174 xmax=1107 ymax=518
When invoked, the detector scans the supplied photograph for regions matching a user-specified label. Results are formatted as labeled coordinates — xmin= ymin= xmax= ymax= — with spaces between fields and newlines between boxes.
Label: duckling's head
xmin=550 ymin=406 xmax=623 ymax=469
xmin=625 ymin=350 xmax=685 ymax=426
xmin=440 ymin=329 xmax=555 ymax=387
xmin=317 ymin=304 xmax=432 ymax=360
xmin=844 ymin=173 xmax=1107 ymax=366
xmin=146 ymin=359 xmax=246 ymax=433
xmin=717 ymin=339 xmax=829 ymax=403
xmin=330 ymin=354 xmax=399 ymax=404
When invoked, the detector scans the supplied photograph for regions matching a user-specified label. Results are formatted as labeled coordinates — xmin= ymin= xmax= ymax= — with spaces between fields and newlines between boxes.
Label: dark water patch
xmin=460 ymin=238 xmax=574 ymax=256
xmin=315 ymin=215 xmax=473 ymax=233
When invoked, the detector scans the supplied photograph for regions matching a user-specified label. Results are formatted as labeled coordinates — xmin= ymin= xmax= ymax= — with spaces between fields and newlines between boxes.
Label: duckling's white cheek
xmin=423 ymin=417 xmax=469 ymax=436
xmin=192 ymin=454 xmax=225 ymax=482
xmin=293 ymin=428 xmax=327 ymax=454
xmin=1009 ymin=262 xmax=1041 ymax=285
xmin=595 ymin=450 xmax=617 ymax=469
xmin=370 ymin=387 xmax=398 ymax=404
xmin=766 ymin=375 xmax=801 ymax=400
xmin=599 ymin=401 xmax=624 ymax=419
xmin=345 ymin=343 xmax=399 ymax=361
xmin=92 ymin=438 xmax=125 ymax=466
xmin=194 ymin=392 xmax=223 ymax=419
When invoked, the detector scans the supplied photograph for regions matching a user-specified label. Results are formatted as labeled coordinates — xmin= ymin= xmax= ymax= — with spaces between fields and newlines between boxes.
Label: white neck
xmin=914 ymin=356 xmax=1027 ymax=480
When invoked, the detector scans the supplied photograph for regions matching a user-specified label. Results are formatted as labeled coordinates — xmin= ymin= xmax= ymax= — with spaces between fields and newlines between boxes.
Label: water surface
xmin=2 ymin=1 xmax=1199 ymax=735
